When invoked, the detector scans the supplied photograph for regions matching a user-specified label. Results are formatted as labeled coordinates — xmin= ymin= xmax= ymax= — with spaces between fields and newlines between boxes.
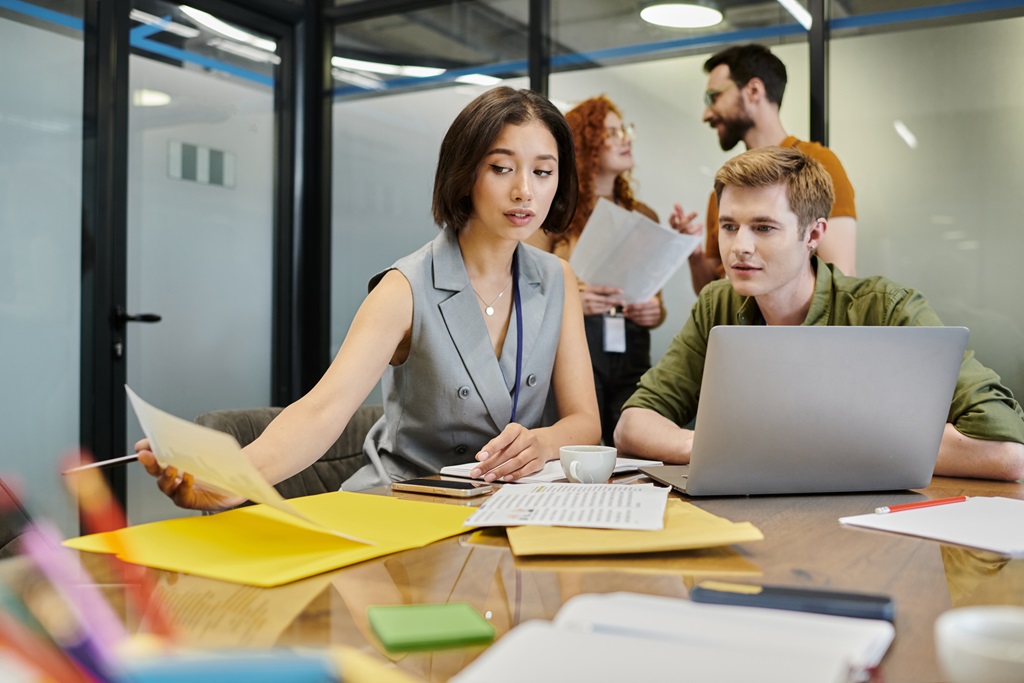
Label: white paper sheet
xmin=440 ymin=457 xmax=655 ymax=484
xmin=568 ymin=198 xmax=701 ymax=304
xmin=452 ymin=592 xmax=894 ymax=683
xmin=839 ymin=496 xmax=1024 ymax=556
xmin=463 ymin=483 xmax=668 ymax=530
xmin=126 ymin=386 xmax=372 ymax=545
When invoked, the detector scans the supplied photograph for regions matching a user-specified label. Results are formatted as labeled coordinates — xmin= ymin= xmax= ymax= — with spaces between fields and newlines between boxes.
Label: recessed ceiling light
xmin=180 ymin=6 xmax=277 ymax=53
xmin=331 ymin=56 xmax=444 ymax=79
xmin=454 ymin=74 xmax=502 ymax=86
xmin=776 ymin=0 xmax=812 ymax=30
xmin=210 ymin=38 xmax=282 ymax=64
xmin=132 ymin=89 xmax=171 ymax=107
xmin=640 ymin=3 xmax=723 ymax=29
xmin=130 ymin=9 xmax=200 ymax=38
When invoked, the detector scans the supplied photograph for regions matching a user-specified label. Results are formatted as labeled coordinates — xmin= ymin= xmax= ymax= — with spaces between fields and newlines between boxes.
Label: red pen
xmin=875 ymin=496 xmax=967 ymax=514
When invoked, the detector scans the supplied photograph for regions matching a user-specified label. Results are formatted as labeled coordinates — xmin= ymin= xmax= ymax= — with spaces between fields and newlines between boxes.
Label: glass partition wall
xmin=124 ymin=0 xmax=279 ymax=524
xmin=329 ymin=0 xmax=1024 ymax=413
xmin=0 ymin=1 xmax=85 ymax=534
xmin=831 ymin=14 xmax=1024 ymax=400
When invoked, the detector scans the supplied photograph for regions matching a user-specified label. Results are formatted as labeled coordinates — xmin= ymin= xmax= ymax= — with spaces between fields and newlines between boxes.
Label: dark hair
xmin=704 ymin=44 xmax=788 ymax=107
xmin=714 ymin=146 xmax=834 ymax=236
xmin=431 ymin=87 xmax=578 ymax=234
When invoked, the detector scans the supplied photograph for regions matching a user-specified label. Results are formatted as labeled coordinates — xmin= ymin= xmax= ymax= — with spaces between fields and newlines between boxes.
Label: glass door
xmin=124 ymin=0 xmax=279 ymax=523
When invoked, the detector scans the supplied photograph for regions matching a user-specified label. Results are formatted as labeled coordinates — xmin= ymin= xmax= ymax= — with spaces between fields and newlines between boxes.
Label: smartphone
xmin=391 ymin=478 xmax=495 ymax=498
xmin=690 ymin=581 xmax=895 ymax=622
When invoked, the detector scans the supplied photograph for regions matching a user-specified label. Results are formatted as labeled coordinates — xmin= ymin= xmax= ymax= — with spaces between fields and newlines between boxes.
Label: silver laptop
xmin=640 ymin=326 xmax=968 ymax=496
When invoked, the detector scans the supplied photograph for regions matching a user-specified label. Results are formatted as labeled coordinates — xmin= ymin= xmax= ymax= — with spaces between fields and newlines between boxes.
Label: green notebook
xmin=367 ymin=602 xmax=496 ymax=652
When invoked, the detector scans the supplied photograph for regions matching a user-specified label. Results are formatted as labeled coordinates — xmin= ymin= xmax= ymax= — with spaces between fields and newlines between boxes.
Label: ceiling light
xmin=331 ymin=56 xmax=444 ymax=78
xmin=640 ymin=3 xmax=723 ymax=29
xmin=130 ymin=9 xmax=201 ymax=38
xmin=210 ymin=38 xmax=282 ymax=64
xmin=132 ymin=89 xmax=172 ymax=107
xmin=893 ymin=120 xmax=918 ymax=149
xmin=775 ymin=0 xmax=812 ymax=30
xmin=180 ymin=6 xmax=277 ymax=53
xmin=454 ymin=74 xmax=502 ymax=86
xmin=331 ymin=68 xmax=385 ymax=90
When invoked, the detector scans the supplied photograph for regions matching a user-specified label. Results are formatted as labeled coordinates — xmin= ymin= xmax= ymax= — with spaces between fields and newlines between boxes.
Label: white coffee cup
xmin=936 ymin=606 xmax=1024 ymax=683
xmin=559 ymin=445 xmax=616 ymax=484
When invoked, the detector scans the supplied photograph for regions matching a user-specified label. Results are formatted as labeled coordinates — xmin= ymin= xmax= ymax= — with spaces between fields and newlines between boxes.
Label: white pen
xmin=61 ymin=453 xmax=139 ymax=475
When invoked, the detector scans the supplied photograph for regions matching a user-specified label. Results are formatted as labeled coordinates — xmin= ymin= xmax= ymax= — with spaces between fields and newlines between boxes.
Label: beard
xmin=716 ymin=112 xmax=755 ymax=151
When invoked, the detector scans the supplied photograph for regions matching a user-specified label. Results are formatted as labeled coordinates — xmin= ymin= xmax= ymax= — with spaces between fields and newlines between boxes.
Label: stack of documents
xmin=464 ymin=483 xmax=669 ymax=531
xmin=65 ymin=492 xmax=476 ymax=587
xmin=440 ymin=457 xmax=654 ymax=484
xmin=451 ymin=592 xmax=895 ymax=683
xmin=62 ymin=389 xmax=478 ymax=587
xmin=840 ymin=496 xmax=1024 ymax=556
xmin=505 ymin=498 xmax=763 ymax=556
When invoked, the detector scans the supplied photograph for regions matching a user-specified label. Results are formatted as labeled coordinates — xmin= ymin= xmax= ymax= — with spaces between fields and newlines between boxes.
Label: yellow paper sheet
xmin=64 ymin=492 xmax=475 ymax=587
xmin=505 ymin=499 xmax=763 ymax=557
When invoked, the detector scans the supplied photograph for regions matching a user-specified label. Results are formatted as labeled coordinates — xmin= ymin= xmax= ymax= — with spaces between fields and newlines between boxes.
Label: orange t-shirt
xmin=704 ymin=136 xmax=857 ymax=277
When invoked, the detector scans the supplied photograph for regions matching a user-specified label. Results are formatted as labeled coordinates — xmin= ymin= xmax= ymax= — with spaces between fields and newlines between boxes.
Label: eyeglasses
xmin=703 ymin=81 xmax=737 ymax=108
xmin=604 ymin=123 xmax=635 ymax=143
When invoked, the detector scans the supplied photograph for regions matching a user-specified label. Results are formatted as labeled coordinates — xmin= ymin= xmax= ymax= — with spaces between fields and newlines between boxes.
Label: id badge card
xmin=603 ymin=312 xmax=626 ymax=353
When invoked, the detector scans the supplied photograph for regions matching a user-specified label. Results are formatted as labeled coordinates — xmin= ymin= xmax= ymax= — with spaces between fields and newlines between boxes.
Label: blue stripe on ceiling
xmin=130 ymin=18 xmax=167 ymax=41
xmin=4 ymin=0 xmax=1023 ymax=94
xmin=1 ymin=1 xmax=272 ymax=86
xmin=0 ymin=0 xmax=82 ymax=30
xmin=550 ymin=22 xmax=806 ymax=68
xmin=131 ymin=37 xmax=274 ymax=86
xmin=832 ymin=0 xmax=1024 ymax=31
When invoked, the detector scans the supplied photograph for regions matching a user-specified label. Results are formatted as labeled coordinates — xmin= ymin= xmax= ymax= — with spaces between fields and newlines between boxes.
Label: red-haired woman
xmin=528 ymin=95 xmax=664 ymax=446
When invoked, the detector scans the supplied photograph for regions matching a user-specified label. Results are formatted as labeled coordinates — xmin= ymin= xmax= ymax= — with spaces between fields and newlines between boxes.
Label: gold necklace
xmin=473 ymin=278 xmax=512 ymax=316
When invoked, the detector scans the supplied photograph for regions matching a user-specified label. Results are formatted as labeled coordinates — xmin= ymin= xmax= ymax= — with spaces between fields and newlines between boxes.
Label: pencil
xmin=61 ymin=453 xmax=139 ymax=475
xmin=874 ymin=496 xmax=967 ymax=514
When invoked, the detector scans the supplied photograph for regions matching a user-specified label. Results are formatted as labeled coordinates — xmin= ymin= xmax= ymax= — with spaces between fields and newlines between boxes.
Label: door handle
xmin=112 ymin=305 xmax=161 ymax=359
xmin=114 ymin=305 xmax=162 ymax=326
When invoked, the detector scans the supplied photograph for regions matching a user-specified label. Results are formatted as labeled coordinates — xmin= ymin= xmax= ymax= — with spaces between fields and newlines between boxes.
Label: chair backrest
xmin=194 ymin=405 xmax=384 ymax=499
xmin=0 ymin=478 xmax=31 ymax=559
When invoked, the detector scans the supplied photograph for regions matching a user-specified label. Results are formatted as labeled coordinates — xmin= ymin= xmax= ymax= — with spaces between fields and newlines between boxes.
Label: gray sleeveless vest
xmin=342 ymin=228 xmax=565 ymax=490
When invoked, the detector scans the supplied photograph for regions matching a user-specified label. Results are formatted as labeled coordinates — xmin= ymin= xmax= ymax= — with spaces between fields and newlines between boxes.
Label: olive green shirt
xmin=624 ymin=257 xmax=1024 ymax=444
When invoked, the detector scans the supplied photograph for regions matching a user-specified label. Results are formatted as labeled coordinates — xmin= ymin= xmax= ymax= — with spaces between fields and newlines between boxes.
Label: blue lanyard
xmin=510 ymin=250 xmax=523 ymax=424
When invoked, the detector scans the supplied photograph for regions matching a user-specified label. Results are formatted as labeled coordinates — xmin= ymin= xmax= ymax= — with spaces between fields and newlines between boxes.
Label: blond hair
xmin=714 ymin=146 xmax=834 ymax=236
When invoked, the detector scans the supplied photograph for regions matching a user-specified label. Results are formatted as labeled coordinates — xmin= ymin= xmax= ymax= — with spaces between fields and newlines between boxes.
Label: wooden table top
xmin=36 ymin=476 xmax=1024 ymax=682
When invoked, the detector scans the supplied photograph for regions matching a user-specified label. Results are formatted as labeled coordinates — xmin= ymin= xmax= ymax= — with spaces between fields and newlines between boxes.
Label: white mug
xmin=559 ymin=445 xmax=616 ymax=484
xmin=936 ymin=606 xmax=1024 ymax=683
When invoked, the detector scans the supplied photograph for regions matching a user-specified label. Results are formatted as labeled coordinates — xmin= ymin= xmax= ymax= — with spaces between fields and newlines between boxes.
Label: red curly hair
xmin=559 ymin=95 xmax=639 ymax=244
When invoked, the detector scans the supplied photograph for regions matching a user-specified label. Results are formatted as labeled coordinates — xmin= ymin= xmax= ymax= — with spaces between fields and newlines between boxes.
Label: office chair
xmin=194 ymin=404 xmax=384 ymax=499
xmin=0 ymin=478 xmax=31 ymax=559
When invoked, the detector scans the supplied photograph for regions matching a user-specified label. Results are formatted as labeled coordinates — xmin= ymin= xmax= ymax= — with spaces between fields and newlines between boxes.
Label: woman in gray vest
xmin=137 ymin=87 xmax=601 ymax=509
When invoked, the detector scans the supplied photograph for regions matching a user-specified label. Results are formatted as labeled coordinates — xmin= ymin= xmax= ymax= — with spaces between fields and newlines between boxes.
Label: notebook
xmin=640 ymin=325 xmax=968 ymax=496
xmin=451 ymin=592 xmax=894 ymax=683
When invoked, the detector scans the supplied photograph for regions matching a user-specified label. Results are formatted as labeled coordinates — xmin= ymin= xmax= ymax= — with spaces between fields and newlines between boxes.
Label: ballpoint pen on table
xmin=874 ymin=496 xmax=967 ymax=514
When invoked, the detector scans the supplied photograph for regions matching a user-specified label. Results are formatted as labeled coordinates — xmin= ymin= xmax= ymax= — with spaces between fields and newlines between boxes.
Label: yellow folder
xmin=505 ymin=499 xmax=763 ymax=557
xmin=64 ymin=492 xmax=476 ymax=587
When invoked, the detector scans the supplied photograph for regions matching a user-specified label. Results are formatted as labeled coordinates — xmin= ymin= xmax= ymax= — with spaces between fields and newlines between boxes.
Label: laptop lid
xmin=673 ymin=326 xmax=968 ymax=497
